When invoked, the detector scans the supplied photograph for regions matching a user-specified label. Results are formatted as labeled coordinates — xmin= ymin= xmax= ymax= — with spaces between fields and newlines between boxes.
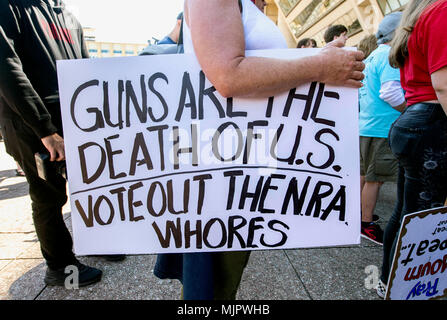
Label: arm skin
xmin=432 ymin=66 xmax=447 ymax=116
xmin=393 ymin=101 xmax=406 ymax=113
xmin=184 ymin=0 xmax=364 ymax=98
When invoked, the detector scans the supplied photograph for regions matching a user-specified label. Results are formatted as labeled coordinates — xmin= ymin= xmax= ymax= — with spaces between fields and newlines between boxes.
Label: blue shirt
xmin=359 ymin=44 xmax=401 ymax=138
xmin=157 ymin=36 xmax=176 ymax=45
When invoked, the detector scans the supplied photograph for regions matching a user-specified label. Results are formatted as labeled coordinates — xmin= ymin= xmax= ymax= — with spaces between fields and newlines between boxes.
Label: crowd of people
xmin=0 ymin=0 xmax=446 ymax=300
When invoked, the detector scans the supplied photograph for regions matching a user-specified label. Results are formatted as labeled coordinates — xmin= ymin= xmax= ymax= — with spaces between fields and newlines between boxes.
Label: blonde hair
xmin=389 ymin=0 xmax=439 ymax=68
xmin=358 ymin=35 xmax=378 ymax=59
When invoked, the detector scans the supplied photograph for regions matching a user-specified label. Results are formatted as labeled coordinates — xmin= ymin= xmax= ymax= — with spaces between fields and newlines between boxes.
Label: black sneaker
xmin=44 ymin=262 xmax=102 ymax=287
xmin=95 ymin=255 xmax=126 ymax=262
xmin=102 ymin=254 xmax=126 ymax=262
xmin=361 ymin=222 xmax=384 ymax=245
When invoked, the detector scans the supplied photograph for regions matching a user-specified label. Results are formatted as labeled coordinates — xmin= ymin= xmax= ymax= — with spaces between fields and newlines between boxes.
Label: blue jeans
xmin=381 ymin=103 xmax=447 ymax=283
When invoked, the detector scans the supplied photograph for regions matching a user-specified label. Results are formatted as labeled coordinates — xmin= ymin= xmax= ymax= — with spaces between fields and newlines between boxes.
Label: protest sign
xmin=57 ymin=49 xmax=360 ymax=255
xmin=386 ymin=206 xmax=447 ymax=300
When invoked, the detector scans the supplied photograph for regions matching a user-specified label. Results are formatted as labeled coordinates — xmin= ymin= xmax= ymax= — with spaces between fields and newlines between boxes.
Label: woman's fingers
xmin=344 ymin=79 xmax=364 ymax=88
xmin=352 ymin=70 xmax=365 ymax=81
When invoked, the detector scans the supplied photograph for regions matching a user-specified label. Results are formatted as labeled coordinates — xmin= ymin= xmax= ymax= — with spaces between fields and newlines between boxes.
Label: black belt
xmin=407 ymin=102 xmax=441 ymax=111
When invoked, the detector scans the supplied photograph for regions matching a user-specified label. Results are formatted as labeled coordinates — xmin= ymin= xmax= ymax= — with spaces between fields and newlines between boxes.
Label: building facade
xmin=266 ymin=0 xmax=408 ymax=48
xmin=83 ymin=28 xmax=147 ymax=58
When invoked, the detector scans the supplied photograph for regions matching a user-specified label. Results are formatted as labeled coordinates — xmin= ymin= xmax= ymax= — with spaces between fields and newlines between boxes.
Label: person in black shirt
xmin=0 ymin=0 xmax=123 ymax=287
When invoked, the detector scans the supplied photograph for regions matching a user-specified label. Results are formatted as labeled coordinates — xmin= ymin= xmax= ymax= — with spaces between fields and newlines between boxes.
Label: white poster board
xmin=57 ymin=49 xmax=360 ymax=255
xmin=386 ymin=206 xmax=447 ymax=300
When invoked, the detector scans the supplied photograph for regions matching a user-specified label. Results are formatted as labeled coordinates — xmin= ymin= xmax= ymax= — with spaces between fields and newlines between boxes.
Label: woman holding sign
xmin=378 ymin=0 xmax=447 ymax=298
xmin=154 ymin=0 xmax=365 ymax=300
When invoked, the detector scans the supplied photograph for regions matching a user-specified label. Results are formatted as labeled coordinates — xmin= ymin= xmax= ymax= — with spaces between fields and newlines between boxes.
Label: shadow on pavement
xmin=0 ymin=169 xmax=22 ymax=183
xmin=6 ymin=260 xmax=47 ymax=300
xmin=0 ymin=180 xmax=29 ymax=201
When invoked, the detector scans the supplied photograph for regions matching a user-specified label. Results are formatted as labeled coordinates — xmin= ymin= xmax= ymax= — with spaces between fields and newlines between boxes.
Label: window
xmin=278 ymin=0 xmax=300 ymax=16
xmin=289 ymin=0 xmax=345 ymax=38
xmin=377 ymin=0 xmax=409 ymax=15
xmin=125 ymin=45 xmax=136 ymax=55
xmin=338 ymin=9 xmax=362 ymax=37
xmin=309 ymin=9 xmax=362 ymax=46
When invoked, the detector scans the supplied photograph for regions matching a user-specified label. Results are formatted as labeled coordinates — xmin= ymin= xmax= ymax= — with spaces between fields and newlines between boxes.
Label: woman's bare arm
xmin=184 ymin=0 xmax=364 ymax=98
xmin=432 ymin=66 xmax=447 ymax=115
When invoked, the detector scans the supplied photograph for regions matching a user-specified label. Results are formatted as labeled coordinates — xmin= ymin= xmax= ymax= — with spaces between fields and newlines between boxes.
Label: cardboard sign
xmin=386 ymin=206 xmax=447 ymax=300
xmin=56 ymin=49 xmax=360 ymax=255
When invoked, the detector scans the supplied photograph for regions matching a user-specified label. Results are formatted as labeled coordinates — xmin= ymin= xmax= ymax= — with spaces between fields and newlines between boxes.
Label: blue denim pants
xmin=381 ymin=102 xmax=447 ymax=283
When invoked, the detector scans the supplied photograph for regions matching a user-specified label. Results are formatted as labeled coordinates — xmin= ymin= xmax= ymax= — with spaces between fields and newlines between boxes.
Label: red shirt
xmin=401 ymin=0 xmax=447 ymax=106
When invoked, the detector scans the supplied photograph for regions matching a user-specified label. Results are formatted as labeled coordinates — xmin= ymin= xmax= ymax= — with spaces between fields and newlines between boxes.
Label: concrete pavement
xmin=0 ymin=139 xmax=393 ymax=300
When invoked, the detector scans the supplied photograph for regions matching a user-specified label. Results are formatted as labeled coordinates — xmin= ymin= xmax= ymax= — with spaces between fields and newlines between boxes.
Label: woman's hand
xmin=317 ymin=38 xmax=365 ymax=88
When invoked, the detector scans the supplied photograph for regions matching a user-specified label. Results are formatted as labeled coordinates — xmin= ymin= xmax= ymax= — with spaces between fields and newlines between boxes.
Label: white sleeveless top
xmin=182 ymin=0 xmax=288 ymax=54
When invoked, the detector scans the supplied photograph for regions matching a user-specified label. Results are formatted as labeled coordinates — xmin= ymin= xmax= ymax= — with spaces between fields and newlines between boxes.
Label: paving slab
xmin=36 ymin=254 xmax=182 ymax=300
xmin=0 ymin=176 xmax=34 ymax=234
xmin=285 ymin=245 xmax=383 ymax=300
xmin=374 ymin=182 xmax=397 ymax=224
xmin=16 ymin=242 xmax=43 ymax=260
xmin=238 ymin=249 xmax=310 ymax=300
xmin=0 ymin=258 xmax=46 ymax=300
xmin=0 ymin=233 xmax=38 ymax=260
xmin=0 ymin=260 xmax=12 ymax=272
